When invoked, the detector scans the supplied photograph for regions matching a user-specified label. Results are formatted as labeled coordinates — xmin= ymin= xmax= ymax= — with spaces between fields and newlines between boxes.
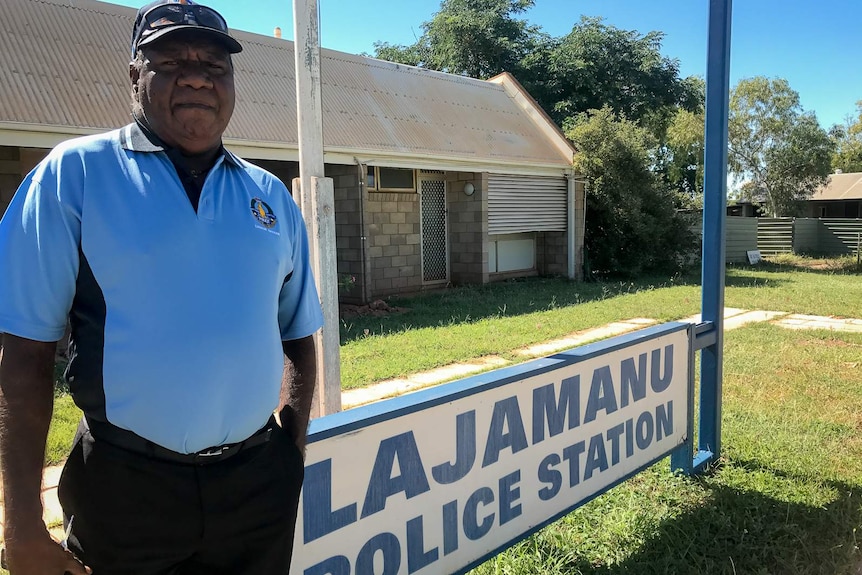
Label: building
xmin=0 ymin=0 xmax=582 ymax=303
xmin=804 ymin=172 xmax=862 ymax=219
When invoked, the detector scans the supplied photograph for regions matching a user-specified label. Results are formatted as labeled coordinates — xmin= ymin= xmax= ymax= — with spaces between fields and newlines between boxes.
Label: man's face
xmin=131 ymin=35 xmax=235 ymax=155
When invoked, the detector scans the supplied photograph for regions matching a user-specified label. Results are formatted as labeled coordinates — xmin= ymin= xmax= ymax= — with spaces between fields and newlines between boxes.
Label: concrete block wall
xmin=536 ymin=231 xmax=568 ymax=276
xmin=358 ymin=180 xmax=422 ymax=300
xmin=365 ymin=188 xmax=422 ymax=299
xmin=328 ymin=164 xmax=366 ymax=303
xmin=446 ymin=171 xmax=487 ymax=285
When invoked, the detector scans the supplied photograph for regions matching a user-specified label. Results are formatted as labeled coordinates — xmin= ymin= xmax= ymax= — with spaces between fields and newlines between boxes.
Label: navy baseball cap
xmin=131 ymin=0 xmax=242 ymax=58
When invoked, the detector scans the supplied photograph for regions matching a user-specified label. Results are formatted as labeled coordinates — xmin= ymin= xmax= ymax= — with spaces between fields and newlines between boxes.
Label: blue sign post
xmin=672 ymin=0 xmax=733 ymax=475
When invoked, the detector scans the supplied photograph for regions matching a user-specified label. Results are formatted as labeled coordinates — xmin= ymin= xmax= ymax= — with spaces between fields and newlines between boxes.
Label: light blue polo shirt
xmin=0 ymin=124 xmax=323 ymax=453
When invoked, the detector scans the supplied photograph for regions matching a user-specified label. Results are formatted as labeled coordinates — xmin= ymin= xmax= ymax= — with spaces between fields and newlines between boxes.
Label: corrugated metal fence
xmin=692 ymin=216 xmax=757 ymax=263
xmin=751 ymin=218 xmax=862 ymax=256
xmin=818 ymin=219 xmax=862 ymax=255
xmin=756 ymin=218 xmax=862 ymax=256
xmin=756 ymin=218 xmax=794 ymax=255
xmin=726 ymin=217 xmax=758 ymax=263
xmin=693 ymin=217 xmax=862 ymax=262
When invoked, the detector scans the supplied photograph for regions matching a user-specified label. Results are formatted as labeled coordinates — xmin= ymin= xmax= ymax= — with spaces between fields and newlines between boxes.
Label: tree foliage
xmin=659 ymin=76 xmax=706 ymax=209
xmin=831 ymin=101 xmax=862 ymax=173
xmin=371 ymin=41 xmax=429 ymax=68
xmin=568 ymin=108 xmax=696 ymax=277
xmin=729 ymin=77 xmax=834 ymax=216
xmin=373 ymin=7 xmax=696 ymax=140
xmin=373 ymin=0 xmax=537 ymax=79
xmin=538 ymin=17 xmax=696 ymax=136
xmin=663 ymin=108 xmax=706 ymax=209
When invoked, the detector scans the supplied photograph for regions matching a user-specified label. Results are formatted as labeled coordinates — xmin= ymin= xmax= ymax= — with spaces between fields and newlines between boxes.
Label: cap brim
xmin=136 ymin=26 xmax=243 ymax=55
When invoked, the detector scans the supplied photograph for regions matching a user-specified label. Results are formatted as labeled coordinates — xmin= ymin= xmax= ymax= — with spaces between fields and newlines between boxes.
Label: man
xmin=0 ymin=1 xmax=323 ymax=573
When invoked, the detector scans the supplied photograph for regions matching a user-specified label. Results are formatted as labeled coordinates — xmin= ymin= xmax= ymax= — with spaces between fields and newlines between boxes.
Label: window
xmin=378 ymin=167 xmax=415 ymax=190
xmin=366 ymin=165 xmax=375 ymax=189
xmin=364 ymin=166 xmax=416 ymax=192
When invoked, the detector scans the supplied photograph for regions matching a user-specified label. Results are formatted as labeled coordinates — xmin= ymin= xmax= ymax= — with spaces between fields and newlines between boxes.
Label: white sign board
xmin=292 ymin=323 xmax=691 ymax=575
xmin=747 ymin=250 xmax=762 ymax=264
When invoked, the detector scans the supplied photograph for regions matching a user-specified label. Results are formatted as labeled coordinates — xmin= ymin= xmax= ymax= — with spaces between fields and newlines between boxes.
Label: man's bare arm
xmin=279 ymin=335 xmax=318 ymax=456
xmin=0 ymin=334 xmax=89 ymax=574
xmin=0 ymin=335 xmax=55 ymax=537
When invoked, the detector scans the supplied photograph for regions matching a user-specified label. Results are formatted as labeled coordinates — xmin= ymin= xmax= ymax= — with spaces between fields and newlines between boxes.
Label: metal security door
xmin=420 ymin=174 xmax=449 ymax=283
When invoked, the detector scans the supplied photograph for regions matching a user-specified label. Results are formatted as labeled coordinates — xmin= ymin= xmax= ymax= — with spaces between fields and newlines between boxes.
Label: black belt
xmin=84 ymin=415 xmax=275 ymax=466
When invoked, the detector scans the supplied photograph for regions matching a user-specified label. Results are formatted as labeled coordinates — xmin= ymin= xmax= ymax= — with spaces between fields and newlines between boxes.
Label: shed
xmin=0 ymin=0 xmax=582 ymax=303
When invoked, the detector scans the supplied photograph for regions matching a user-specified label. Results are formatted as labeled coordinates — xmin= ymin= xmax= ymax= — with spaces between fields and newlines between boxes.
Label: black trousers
xmin=57 ymin=420 xmax=304 ymax=575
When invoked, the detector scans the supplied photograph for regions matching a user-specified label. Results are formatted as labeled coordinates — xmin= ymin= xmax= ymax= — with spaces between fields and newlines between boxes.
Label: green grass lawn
xmin=469 ymin=324 xmax=862 ymax=574
xmin=22 ymin=255 xmax=862 ymax=574
xmin=339 ymin=255 xmax=862 ymax=389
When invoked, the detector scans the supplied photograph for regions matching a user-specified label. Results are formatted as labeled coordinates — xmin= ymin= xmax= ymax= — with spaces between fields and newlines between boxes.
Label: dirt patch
xmin=793 ymin=258 xmax=859 ymax=271
xmin=340 ymin=299 xmax=409 ymax=319
xmin=802 ymin=337 xmax=862 ymax=348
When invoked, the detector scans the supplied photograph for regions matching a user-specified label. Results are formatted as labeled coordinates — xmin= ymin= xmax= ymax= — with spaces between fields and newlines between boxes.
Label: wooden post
xmin=294 ymin=0 xmax=342 ymax=416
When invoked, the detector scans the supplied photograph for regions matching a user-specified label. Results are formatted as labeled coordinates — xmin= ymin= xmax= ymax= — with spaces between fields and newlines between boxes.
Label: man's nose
xmin=177 ymin=63 xmax=214 ymax=89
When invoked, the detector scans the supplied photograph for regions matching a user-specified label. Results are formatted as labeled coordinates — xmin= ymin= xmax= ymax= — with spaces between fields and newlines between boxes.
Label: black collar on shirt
xmin=120 ymin=120 xmax=241 ymax=212
xmin=118 ymin=121 xmax=242 ymax=169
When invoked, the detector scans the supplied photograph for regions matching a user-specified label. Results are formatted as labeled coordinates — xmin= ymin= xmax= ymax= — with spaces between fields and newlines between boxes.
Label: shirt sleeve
xmin=277 ymin=189 xmax=324 ymax=342
xmin=0 ymin=148 xmax=83 ymax=342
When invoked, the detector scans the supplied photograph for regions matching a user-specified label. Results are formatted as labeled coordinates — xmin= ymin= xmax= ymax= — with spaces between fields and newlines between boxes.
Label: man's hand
xmin=277 ymin=404 xmax=307 ymax=455
xmin=4 ymin=531 xmax=90 ymax=574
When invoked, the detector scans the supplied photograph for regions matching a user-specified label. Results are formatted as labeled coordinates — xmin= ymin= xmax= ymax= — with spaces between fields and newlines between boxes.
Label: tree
xmin=373 ymin=0 xmax=538 ymax=80
xmin=664 ymin=107 xmax=706 ymax=208
xmin=660 ymin=77 xmax=705 ymax=209
xmin=832 ymin=101 xmax=862 ymax=173
xmin=541 ymin=17 xmax=695 ymax=138
xmin=372 ymin=10 xmax=695 ymax=145
xmin=729 ymin=77 xmax=834 ymax=217
xmin=371 ymin=41 xmax=430 ymax=68
xmin=568 ymin=107 xmax=696 ymax=277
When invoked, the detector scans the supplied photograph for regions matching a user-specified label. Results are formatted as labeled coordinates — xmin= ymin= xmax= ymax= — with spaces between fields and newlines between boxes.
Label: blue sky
xmin=113 ymin=0 xmax=861 ymax=129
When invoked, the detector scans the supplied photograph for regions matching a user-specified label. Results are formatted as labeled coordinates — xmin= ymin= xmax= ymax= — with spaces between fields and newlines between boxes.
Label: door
xmin=419 ymin=172 xmax=449 ymax=284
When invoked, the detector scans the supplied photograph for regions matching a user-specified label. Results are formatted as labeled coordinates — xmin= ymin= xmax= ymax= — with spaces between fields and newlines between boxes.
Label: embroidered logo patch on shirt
xmin=250 ymin=198 xmax=277 ymax=229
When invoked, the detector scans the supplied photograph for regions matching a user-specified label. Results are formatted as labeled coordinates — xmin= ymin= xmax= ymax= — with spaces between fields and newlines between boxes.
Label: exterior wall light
xmin=463 ymin=182 xmax=475 ymax=196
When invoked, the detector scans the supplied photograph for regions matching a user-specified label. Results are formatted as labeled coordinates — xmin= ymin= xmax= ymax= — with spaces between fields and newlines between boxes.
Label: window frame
xmin=365 ymin=166 xmax=416 ymax=193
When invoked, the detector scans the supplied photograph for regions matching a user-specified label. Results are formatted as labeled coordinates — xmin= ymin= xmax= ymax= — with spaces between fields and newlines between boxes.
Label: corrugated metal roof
xmin=0 ymin=0 xmax=574 ymax=168
xmin=810 ymin=172 xmax=862 ymax=201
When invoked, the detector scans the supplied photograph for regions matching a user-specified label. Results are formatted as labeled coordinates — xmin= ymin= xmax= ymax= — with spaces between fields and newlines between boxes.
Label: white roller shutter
xmin=488 ymin=174 xmax=568 ymax=234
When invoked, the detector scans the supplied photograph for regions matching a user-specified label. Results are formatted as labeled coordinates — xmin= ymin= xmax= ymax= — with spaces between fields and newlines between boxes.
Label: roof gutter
xmin=0 ymin=123 xmax=573 ymax=177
